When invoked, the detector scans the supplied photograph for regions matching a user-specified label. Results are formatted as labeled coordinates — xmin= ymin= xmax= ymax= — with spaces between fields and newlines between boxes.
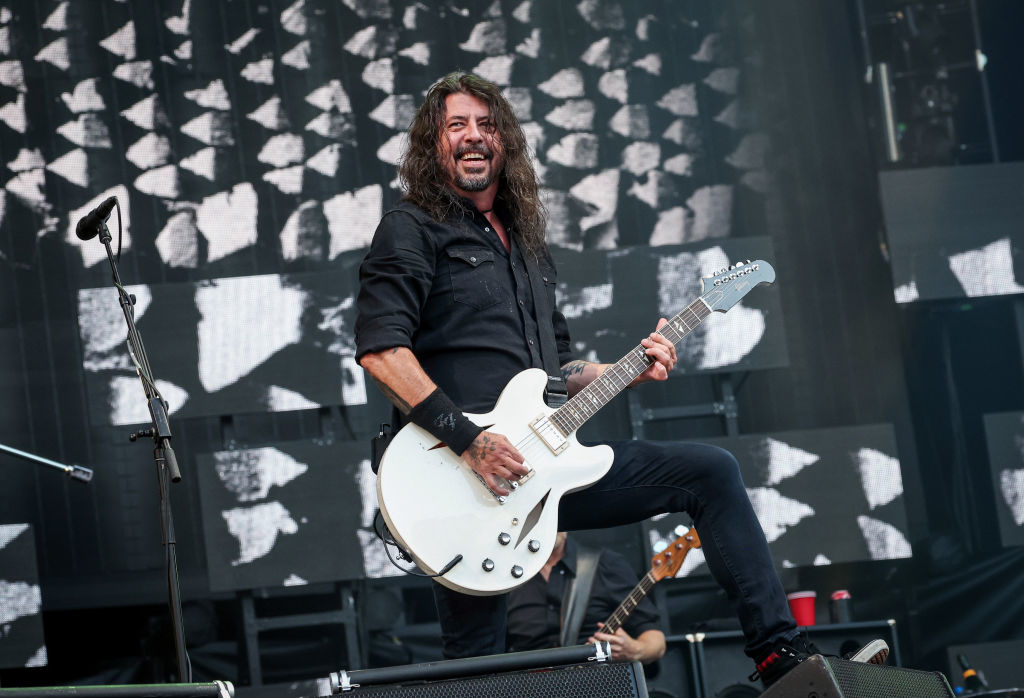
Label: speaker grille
xmin=826 ymin=657 xmax=954 ymax=697
xmin=350 ymin=661 xmax=644 ymax=697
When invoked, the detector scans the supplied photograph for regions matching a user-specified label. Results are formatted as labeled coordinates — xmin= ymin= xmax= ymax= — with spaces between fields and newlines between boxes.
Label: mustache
xmin=454 ymin=144 xmax=493 ymax=159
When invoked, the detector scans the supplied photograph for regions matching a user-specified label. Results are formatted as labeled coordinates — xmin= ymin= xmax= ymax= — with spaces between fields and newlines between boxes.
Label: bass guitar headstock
xmin=650 ymin=527 xmax=702 ymax=582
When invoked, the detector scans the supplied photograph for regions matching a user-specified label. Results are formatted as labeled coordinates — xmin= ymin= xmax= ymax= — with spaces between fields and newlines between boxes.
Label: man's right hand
xmin=463 ymin=431 xmax=529 ymax=496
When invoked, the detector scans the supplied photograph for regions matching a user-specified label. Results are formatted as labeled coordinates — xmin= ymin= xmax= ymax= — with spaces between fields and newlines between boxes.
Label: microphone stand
xmin=96 ymin=215 xmax=191 ymax=683
xmin=0 ymin=442 xmax=94 ymax=482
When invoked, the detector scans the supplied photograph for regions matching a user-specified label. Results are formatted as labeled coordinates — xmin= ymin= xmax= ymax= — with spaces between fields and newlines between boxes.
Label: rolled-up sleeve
xmin=354 ymin=210 xmax=436 ymax=361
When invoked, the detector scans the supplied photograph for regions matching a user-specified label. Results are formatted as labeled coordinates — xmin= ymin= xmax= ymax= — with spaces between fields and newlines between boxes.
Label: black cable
xmin=372 ymin=510 xmax=462 ymax=579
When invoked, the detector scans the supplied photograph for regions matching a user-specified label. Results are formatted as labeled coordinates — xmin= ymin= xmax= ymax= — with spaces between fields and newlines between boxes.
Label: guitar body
xmin=376 ymin=368 xmax=614 ymax=596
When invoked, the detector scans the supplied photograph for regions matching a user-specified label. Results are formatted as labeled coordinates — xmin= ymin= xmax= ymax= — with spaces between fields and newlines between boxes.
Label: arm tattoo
xmin=560 ymin=360 xmax=590 ymax=382
xmin=371 ymin=377 xmax=412 ymax=415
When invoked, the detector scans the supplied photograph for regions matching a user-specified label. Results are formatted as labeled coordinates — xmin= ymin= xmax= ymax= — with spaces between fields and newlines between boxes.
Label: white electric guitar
xmin=376 ymin=260 xmax=776 ymax=595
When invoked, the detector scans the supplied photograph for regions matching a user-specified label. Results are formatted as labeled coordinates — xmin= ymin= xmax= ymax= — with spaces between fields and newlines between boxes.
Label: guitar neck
xmin=601 ymin=570 xmax=657 ymax=635
xmin=549 ymin=298 xmax=711 ymax=435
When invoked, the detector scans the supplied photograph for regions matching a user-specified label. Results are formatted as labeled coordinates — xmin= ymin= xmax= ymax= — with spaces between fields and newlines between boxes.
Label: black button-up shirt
xmin=355 ymin=199 xmax=574 ymax=413
xmin=506 ymin=539 xmax=663 ymax=651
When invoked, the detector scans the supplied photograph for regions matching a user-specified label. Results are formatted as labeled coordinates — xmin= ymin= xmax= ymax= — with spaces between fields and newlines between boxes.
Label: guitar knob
xmin=511 ymin=565 xmax=524 ymax=578
xmin=498 ymin=532 xmax=511 ymax=545
xmin=528 ymin=539 xmax=541 ymax=552
xmin=482 ymin=558 xmax=494 ymax=572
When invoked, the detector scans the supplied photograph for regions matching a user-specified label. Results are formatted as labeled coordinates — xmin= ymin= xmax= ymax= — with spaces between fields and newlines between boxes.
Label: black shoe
xmin=749 ymin=635 xmax=821 ymax=687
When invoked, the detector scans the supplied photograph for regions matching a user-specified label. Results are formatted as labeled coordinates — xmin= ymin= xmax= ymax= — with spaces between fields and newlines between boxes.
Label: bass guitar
xmin=377 ymin=260 xmax=775 ymax=595
xmin=597 ymin=528 xmax=701 ymax=639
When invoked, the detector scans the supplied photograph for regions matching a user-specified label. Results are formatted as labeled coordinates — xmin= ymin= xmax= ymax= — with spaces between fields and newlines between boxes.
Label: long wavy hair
xmin=399 ymin=72 xmax=547 ymax=255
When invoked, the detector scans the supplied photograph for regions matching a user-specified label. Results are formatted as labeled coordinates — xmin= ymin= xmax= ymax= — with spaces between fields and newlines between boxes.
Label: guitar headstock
xmin=700 ymin=259 xmax=776 ymax=313
xmin=650 ymin=527 xmax=702 ymax=582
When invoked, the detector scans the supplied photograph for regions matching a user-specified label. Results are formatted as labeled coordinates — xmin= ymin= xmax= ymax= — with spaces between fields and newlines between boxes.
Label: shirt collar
xmin=455 ymin=194 xmax=500 ymax=217
xmin=556 ymin=537 xmax=579 ymax=576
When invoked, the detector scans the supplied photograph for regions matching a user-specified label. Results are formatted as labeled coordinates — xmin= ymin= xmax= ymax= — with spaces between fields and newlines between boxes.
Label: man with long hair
xmin=354 ymin=72 xmax=886 ymax=688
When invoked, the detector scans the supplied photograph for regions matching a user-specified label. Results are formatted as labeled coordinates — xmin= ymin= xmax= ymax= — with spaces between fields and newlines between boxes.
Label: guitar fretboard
xmin=549 ymin=299 xmax=711 ymax=436
xmin=602 ymin=571 xmax=657 ymax=635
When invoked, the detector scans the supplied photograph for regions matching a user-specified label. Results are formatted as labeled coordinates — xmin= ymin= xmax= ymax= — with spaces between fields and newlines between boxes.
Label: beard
xmin=454 ymin=171 xmax=493 ymax=191
xmin=450 ymin=144 xmax=501 ymax=192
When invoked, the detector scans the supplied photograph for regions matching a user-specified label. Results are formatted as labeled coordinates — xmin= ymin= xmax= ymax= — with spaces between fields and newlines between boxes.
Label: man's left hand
xmin=589 ymin=623 xmax=644 ymax=663
xmin=633 ymin=318 xmax=676 ymax=385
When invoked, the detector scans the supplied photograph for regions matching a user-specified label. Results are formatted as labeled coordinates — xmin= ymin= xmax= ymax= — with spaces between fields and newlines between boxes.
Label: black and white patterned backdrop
xmin=195 ymin=439 xmax=375 ymax=591
xmin=644 ymin=424 xmax=913 ymax=577
xmin=880 ymin=163 xmax=1024 ymax=304
xmin=192 ymin=423 xmax=912 ymax=592
xmin=1 ymin=0 xmax=757 ymax=274
xmin=983 ymin=411 xmax=1024 ymax=548
xmin=0 ymin=0 xmax=776 ymax=424
xmin=0 ymin=0 xmax=931 ymax=603
xmin=0 ymin=524 xmax=46 ymax=669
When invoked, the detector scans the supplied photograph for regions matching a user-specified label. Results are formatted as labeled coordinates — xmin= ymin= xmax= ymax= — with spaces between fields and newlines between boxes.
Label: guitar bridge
xmin=530 ymin=415 xmax=568 ymax=455
xmin=477 ymin=467 xmax=536 ymax=504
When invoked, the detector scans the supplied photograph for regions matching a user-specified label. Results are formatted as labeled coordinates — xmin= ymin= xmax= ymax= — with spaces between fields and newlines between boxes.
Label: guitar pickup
xmin=530 ymin=415 xmax=569 ymax=454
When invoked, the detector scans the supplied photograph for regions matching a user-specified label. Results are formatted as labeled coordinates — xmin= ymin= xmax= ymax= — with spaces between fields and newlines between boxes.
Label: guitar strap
xmin=523 ymin=250 xmax=568 ymax=406
xmin=559 ymin=546 xmax=601 ymax=647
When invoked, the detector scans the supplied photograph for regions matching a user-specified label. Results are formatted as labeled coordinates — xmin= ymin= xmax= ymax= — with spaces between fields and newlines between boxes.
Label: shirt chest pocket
xmin=446 ymin=247 xmax=505 ymax=310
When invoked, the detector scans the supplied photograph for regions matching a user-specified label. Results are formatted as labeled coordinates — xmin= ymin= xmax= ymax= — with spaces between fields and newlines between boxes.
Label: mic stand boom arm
xmin=0 ymin=442 xmax=94 ymax=482
xmin=96 ymin=213 xmax=190 ymax=683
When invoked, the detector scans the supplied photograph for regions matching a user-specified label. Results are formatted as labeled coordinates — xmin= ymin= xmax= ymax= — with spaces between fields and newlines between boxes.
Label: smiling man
xmin=353 ymin=72 xmax=886 ymax=688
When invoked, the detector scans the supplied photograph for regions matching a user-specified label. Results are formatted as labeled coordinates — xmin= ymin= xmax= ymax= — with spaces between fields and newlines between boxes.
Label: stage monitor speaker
xmin=332 ymin=660 xmax=647 ymax=697
xmin=946 ymin=639 xmax=1024 ymax=693
xmin=761 ymin=655 xmax=953 ymax=698
xmin=674 ymin=620 xmax=899 ymax=697
xmin=0 ymin=682 xmax=234 ymax=697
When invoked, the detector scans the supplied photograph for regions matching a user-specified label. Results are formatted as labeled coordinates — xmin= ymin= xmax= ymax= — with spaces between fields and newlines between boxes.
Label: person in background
xmin=506 ymin=532 xmax=666 ymax=664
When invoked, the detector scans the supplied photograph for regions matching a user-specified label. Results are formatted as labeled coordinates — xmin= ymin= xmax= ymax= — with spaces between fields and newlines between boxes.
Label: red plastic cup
xmin=787 ymin=591 xmax=817 ymax=626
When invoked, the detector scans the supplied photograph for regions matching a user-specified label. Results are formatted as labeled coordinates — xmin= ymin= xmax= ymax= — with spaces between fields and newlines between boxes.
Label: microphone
xmin=75 ymin=196 xmax=118 ymax=240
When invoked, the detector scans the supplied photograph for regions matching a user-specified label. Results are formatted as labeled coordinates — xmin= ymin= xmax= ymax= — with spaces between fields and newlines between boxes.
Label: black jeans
xmin=432 ymin=439 xmax=798 ymax=660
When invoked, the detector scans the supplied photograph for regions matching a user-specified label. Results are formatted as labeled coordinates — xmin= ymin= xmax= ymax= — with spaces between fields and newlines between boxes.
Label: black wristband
xmin=407 ymin=388 xmax=483 ymax=456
